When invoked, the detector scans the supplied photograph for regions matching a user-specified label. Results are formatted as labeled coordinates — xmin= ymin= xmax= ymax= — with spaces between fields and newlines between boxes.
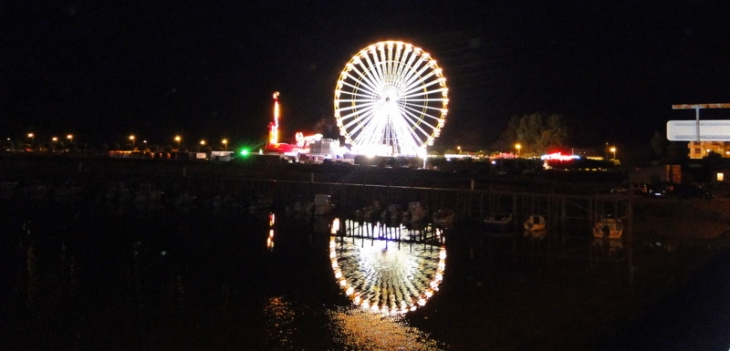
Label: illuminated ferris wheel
xmin=334 ymin=41 xmax=449 ymax=156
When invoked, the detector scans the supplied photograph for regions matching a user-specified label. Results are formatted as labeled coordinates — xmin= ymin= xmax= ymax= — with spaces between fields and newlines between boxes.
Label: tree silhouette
xmin=496 ymin=112 xmax=568 ymax=155
xmin=650 ymin=130 xmax=667 ymax=159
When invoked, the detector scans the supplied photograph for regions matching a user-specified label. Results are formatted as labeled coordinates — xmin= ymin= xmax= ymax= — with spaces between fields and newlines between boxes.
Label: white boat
xmin=313 ymin=194 xmax=335 ymax=215
xmin=432 ymin=208 xmax=456 ymax=226
xmin=403 ymin=201 xmax=428 ymax=224
xmin=355 ymin=201 xmax=380 ymax=221
xmin=483 ymin=213 xmax=513 ymax=232
xmin=593 ymin=217 xmax=623 ymax=239
xmin=523 ymin=215 xmax=546 ymax=231
xmin=381 ymin=204 xmax=402 ymax=222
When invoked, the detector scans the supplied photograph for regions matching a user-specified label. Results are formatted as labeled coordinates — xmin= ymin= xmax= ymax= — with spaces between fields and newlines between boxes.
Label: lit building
xmin=687 ymin=141 xmax=730 ymax=159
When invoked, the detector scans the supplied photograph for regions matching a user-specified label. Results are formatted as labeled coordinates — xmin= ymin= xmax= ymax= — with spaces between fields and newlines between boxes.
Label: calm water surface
xmin=1 ymin=192 xmax=665 ymax=350
xmin=2 ymin=195 xmax=455 ymax=350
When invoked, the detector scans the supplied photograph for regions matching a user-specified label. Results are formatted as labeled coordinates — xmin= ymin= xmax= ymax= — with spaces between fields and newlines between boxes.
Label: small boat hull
xmin=313 ymin=194 xmax=335 ymax=215
xmin=483 ymin=214 xmax=513 ymax=232
xmin=432 ymin=209 xmax=456 ymax=227
xmin=523 ymin=215 xmax=546 ymax=231
xmin=593 ymin=218 xmax=623 ymax=239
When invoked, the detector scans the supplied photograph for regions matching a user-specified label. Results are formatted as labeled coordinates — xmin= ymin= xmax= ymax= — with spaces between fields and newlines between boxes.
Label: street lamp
xmin=457 ymin=145 xmax=461 ymax=154
xmin=52 ymin=136 xmax=58 ymax=142
xmin=200 ymin=140 xmax=206 ymax=146
xmin=67 ymin=134 xmax=73 ymax=143
xmin=27 ymin=133 xmax=34 ymax=147
xmin=222 ymin=138 xmax=228 ymax=151
xmin=515 ymin=143 xmax=521 ymax=156
xmin=129 ymin=135 xmax=135 ymax=149
xmin=610 ymin=146 xmax=616 ymax=160
xmin=175 ymin=135 xmax=181 ymax=149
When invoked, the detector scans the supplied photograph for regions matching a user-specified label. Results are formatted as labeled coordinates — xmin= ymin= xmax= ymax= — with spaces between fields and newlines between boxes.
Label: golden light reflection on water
xmin=328 ymin=307 xmax=442 ymax=351
xmin=264 ymin=296 xmax=442 ymax=350
xmin=267 ymin=212 xmax=275 ymax=251
xmin=263 ymin=296 xmax=297 ymax=349
xmin=330 ymin=219 xmax=446 ymax=315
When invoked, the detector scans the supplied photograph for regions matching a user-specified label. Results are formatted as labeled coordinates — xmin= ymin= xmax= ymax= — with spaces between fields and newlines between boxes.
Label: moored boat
xmin=483 ymin=213 xmax=513 ymax=232
xmin=313 ymin=194 xmax=335 ymax=215
xmin=432 ymin=208 xmax=456 ymax=227
xmin=247 ymin=194 xmax=274 ymax=213
xmin=403 ymin=201 xmax=428 ymax=224
xmin=593 ymin=216 xmax=623 ymax=239
xmin=523 ymin=215 xmax=546 ymax=231
xmin=355 ymin=201 xmax=380 ymax=221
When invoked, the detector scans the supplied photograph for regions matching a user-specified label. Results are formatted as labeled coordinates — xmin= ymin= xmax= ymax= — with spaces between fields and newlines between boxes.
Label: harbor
xmin=3 ymin=154 xmax=730 ymax=349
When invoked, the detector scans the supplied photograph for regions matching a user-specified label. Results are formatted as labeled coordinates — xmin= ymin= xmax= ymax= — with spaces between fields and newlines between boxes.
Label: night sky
xmin=3 ymin=0 xmax=730 ymax=152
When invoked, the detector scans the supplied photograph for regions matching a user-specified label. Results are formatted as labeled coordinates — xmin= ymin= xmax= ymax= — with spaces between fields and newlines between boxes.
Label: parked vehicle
xmin=646 ymin=181 xmax=676 ymax=198
xmin=610 ymin=182 xmax=647 ymax=195
xmin=673 ymin=183 xmax=713 ymax=199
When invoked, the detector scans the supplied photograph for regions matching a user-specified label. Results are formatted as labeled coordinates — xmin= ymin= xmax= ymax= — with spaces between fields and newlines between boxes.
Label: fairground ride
xmin=334 ymin=40 xmax=449 ymax=157
xmin=263 ymin=91 xmax=327 ymax=157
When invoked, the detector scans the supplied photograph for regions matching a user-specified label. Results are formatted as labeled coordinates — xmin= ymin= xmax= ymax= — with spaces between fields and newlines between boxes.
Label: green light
xmin=240 ymin=149 xmax=250 ymax=156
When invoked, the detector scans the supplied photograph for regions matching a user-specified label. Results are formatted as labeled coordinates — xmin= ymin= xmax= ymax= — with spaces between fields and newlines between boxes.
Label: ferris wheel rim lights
xmin=333 ymin=40 xmax=448 ymax=156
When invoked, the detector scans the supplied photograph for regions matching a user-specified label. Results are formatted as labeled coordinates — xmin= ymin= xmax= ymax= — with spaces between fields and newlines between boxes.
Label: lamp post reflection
xmin=266 ymin=212 xmax=275 ymax=251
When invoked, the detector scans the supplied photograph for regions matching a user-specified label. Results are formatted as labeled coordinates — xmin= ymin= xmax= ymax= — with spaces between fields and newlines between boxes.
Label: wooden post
xmin=627 ymin=192 xmax=635 ymax=290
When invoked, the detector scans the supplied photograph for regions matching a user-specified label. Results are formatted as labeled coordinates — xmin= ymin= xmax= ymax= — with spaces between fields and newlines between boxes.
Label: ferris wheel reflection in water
xmin=328 ymin=218 xmax=446 ymax=315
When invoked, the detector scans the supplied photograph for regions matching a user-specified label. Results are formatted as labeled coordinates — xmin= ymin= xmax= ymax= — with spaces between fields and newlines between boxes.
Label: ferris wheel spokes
xmin=334 ymin=41 xmax=448 ymax=156
xmin=339 ymin=105 xmax=378 ymax=131
xmin=402 ymin=101 xmax=447 ymax=116
xmin=354 ymin=111 xmax=386 ymax=146
xmin=397 ymin=58 xmax=433 ymax=92
xmin=399 ymin=108 xmax=437 ymax=141
xmin=390 ymin=112 xmax=422 ymax=154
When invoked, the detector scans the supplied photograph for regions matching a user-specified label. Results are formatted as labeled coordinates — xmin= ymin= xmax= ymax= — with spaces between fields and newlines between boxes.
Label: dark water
xmin=1 ymin=195 xmax=453 ymax=350
xmin=2 ymin=190 xmax=708 ymax=350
